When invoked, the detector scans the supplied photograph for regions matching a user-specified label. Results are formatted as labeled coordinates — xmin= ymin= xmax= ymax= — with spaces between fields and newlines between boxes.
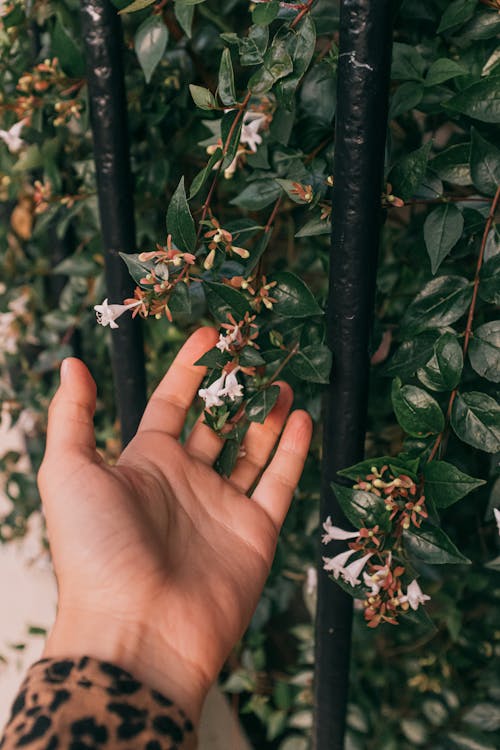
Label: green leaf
xmin=239 ymin=346 xmax=265 ymax=367
xmin=381 ymin=332 xmax=441 ymax=378
xmin=437 ymin=0 xmax=477 ymax=33
xmin=417 ymin=332 xmax=463 ymax=391
xmin=194 ymin=346 xmax=231 ymax=368
xmin=203 ymin=281 xmax=252 ymax=321
xmin=52 ymin=256 xmax=96 ymax=277
xmin=424 ymin=58 xmax=467 ymax=87
xmin=451 ymin=391 xmax=500 ymax=453
xmin=423 ymin=461 xmax=485 ymax=509
xmin=389 ymin=81 xmax=424 ymax=119
xmin=295 ymin=214 xmax=331 ymax=237
xmin=391 ymin=43 xmax=425 ymax=81
xmin=174 ymin=1 xmax=194 ymax=37
xmin=134 ymin=15 xmax=168 ymax=84
xmin=270 ymin=272 xmax=322 ymax=318
xmin=446 ymin=75 xmax=500 ymax=123
xmin=218 ymin=48 xmax=236 ymax=106
xmin=189 ymin=84 xmax=217 ymax=110
xmin=468 ymin=321 xmax=500 ymax=382
xmin=331 ymin=483 xmax=389 ymax=530
xmin=166 ymin=177 xmax=196 ymax=253
xmin=388 ymin=141 xmax=433 ymax=201
xmin=391 ymin=377 xmax=445 ymax=436
xmin=470 ymin=128 xmax=500 ymax=196
xmin=252 ymin=0 xmax=279 ymax=25
xmin=169 ymin=281 xmax=191 ymax=316
xmin=221 ymin=25 xmax=269 ymax=67
xmin=423 ymin=203 xmax=464 ymax=274
xmin=248 ymin=32 xmax=294 ymax=94
xmin=189 ymin=147 xmax=222 ymax=199
xmin=215 ymin=422 xmax=249 ymax=477
xmin=52 ymin=18 xmax=85 ymax=78
xmin=246 ymin=386 xmax=280 ymax=423
xmin=431 ymin=143 xmax=472 ymax=186
xmin=275 ymin=15 xmax=316 ymax=109
xmin=119 ymin=252 xmax=153 ymax=287
xmin=462 ymin=9 xmax=500 ymax=40
xmin=338 ymin=456 xmax=419 ymax=482
xmin=404 ymin=523 xmax=471 ymax=564
xmin=289 ymin=344 xmax=331 ymax=384
xmin=479 ymin=254 xmax=500 ymax=304
xmin=401 ymin=275 xmax=472 ymax=335
xmin=231 ymin=179 xmax=283 ymax=210
xmin=119 ymin=0 xmax=156 ymax=13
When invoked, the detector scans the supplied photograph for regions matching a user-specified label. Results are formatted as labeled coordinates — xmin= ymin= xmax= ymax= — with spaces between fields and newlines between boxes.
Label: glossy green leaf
xmin=392 ymin=377 xmax=445 ymax=436
xmin=252 ymin=0 xmax=279 ymax=25
xmin=52 ymin=18 xmax=85 ymax=77
xmin=479 ymin=254 xmax=500 ymax=304
xmin=166 ymin=177 xmax=196 ymax=253
xmin=231 ymin=179 xmax=282 ymax=210
xmin=462 ymin=9 xmax=500 ymax=40
xmin=189 ymin=147 xmax=222 ymax=199
xmin=295 ymin=214 xmax=331 ymax=237
xmin=248 ymin=33 xmax=294 ymax=94
xmin=417 ymin=332 xmax=463 ymax=391
xmin=446 ymin=75 xmax=500 ymax=123
xmin=381 ymin=332 xmax=441 ymax=378
xmin=338 ymin=456 xmax=419 ymax=482
xmin=289 ymin=344 xmax=331 ymax=384
xmin=169 ymin=280 xmax=191 ymax=315
xmin=189 ymin=84 xmax=217 ymax=110
xmin=404 ymin=523 xmax=471 ymax=564
xmin=451 ymin=391 xmax=500 ymax=452
xmin=424 ymin=203 xmax=464 ymax=273
xmin=389 ymin=82 xmax=424 ymax=119
xmin=246 ymin=386 xmax=280 ymax=423
xmin=275 ymin=15 xmax=316 ymax=109
xmin=215 ymin=422 xmax=249 ymax=477
xmin=425 ymin=58 xmax=466 ymax=87
xmin=437 ymin=0 xmax=477 ymax=33
xmin=135 ymin=15 xmax=168 ymax=84
xmin=239 ymin=346 xmax=265 ymax=367
xmin=270 ymin=272 xmax=322 ymax=317
xmin=174 ymin=1 xmax=194 ymax=37
xmin=401 ymin=275 xmax=472 ymax=335
xmin=388 ymin=141 xmax=433 ymax=201
xmin=118 ymin=252 xmax=153 ymax=287
xmin=218 ymin=48 xmax=236 ymax=106
xmin=119 ymin=0 xmax=156 ymax=12
xmin=431 ymin=144 xmax=472 ymax=186
xmin=470 ymin=128 xmax=500 ymax=196
xmin=331 ymin=483 xmax=389 ymax=530
xmin=423 ymin=461 xmax=485 ymax=508
xmin=204 ymin=281 xmax=252 ymax=321
xmin=221 ymin=25 xmax=269 ymax=67
xmin=194 ymin=346 xmax=231 ymax=368
xmin=468 ymin=320 xmax=500 ymax=381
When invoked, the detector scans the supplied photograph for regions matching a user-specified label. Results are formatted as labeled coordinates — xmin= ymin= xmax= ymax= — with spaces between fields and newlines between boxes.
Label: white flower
xmin=94 ymin=298 xmax=142 ymax=329
xmin=494 ymin=508 xmax=500 ymax=535
xmin=322 ymin=515 xmax=359 ymax=544
xmin=216 ymin=330 xmax=238 ymax=352
xmin=240 ymin=111 xmax=267 ymax=153
xmin=223 ymin=368 xmax=244 ymax=401
xmin=0 ymin=119 xmax=26 ymax=153
xmin=341 ymin=553 xmax=373 ymax=587
xmin=401 ymin=579 xmax=431 ymax=611
xmin=322 ymin=549 xmax=356 ymax=579
xmin=363 ymin=564 xmax=390 ymax=596
xmin=198 ymin=372 xmax=227 ymax=409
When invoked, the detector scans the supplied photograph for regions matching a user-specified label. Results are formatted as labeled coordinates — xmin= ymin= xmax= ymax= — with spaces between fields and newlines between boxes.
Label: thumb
xmin=42 ymin=358 xmax=98 ymax=470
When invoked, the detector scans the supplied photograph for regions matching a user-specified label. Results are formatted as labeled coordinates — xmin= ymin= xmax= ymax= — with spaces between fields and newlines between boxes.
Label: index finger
xmin=138 ymin=326 xmax=218 ymax=438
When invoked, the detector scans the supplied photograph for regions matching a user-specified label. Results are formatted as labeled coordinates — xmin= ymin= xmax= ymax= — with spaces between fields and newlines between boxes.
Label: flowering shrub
xmin=1 ymin=0 xmax=500 ymax=747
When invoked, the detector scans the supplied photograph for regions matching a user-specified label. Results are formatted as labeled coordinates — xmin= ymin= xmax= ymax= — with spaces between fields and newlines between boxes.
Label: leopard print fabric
xmin=0 ymin=657 xmax=196 ymax=750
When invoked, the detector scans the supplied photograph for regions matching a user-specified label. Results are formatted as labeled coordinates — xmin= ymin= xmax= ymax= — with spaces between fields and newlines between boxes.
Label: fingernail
xmin=60 ymin=358 xmax=70 ymax=383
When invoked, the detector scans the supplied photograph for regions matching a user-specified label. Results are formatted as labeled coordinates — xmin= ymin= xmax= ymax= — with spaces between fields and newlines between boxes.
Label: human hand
xmin=38 ymin=327 xmax=312 ymax=722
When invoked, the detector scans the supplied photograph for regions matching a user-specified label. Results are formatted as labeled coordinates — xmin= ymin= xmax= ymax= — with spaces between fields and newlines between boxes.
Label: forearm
xmin=0 ymin=657 xmax=197 ymax=750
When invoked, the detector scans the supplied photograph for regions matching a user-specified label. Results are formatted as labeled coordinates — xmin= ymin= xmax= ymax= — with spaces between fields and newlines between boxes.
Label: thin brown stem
xmin=291 ymin=0 xmax=315 ymax=29
xmin=427 ymin=185 xmax=500 ymax=463
xmin=267 ymin=342 xmax=300 ymax=383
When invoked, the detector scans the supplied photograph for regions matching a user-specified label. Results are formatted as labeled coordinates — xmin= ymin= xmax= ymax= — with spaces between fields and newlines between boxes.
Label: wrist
xmin=43 ymin=608 xmax=207 ymax=723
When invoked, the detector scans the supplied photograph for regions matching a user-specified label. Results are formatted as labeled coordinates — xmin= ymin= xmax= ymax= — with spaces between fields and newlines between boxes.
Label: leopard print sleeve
xmin=0 ymin=657 xmax=197 ymax=750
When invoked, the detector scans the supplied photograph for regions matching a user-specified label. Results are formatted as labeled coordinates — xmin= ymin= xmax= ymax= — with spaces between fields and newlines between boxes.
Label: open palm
xmin=38 ymin=328 xmax=312 ymax=720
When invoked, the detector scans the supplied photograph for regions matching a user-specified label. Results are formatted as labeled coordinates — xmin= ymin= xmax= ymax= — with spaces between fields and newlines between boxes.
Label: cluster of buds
xmin=382 ymin=182 xmax=405 ymax=208
xmin=203 ymin=217 xmax=249 ymax=269
xmin=53 ymin=98 xmax=82 ymax=127
xmin=216 ymin=312 xmax=259 ymax=362
xmin=33 ymin=179 xmax=52 ymax=214
xmin=17 ymin=58 xmax=60 ymax=94
xmin=354 ymin=465 xmax=428 ymax=531
xmin=225 ymin=274 xmax=278 ymax=311
xmin=138 ymin=236 xmax=196 ymax=290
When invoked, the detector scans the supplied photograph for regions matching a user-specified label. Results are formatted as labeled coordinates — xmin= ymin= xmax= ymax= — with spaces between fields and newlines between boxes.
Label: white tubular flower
xmin=240 ymin=111 xmax=267 ymax=153
xmin=401 ymin=579 xmax=431 ymax=611
xmin=494 ymin=508 xmax=500 ymax=535
xmin=94 ymin=298 xmax=141 ymax=329
xmin=0 ymin=120 xmax=26 ymax=153
xmin=198 ymin=372 xmax=227 ymax=409
xmin=223 ymin=368 xmax=244 ymax=401
xmin=362 ymin=565 xmax=390 ymax=596
xmin=341 ymin=553 xmax=373 ymax=587
xmin=322 ymin=549 xmax=356 ymax=579
xmin=216 ymin=330 xmax=238 ymax=352
xmin=322 ymin=515 xmax=359 ymax=544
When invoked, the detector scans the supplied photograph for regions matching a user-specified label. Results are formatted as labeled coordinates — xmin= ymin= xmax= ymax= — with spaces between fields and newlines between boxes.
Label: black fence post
xmin=80 ymin=0 xmax=147 ymax=445
xmin=313 ymin=2 xmax=394 ymax=748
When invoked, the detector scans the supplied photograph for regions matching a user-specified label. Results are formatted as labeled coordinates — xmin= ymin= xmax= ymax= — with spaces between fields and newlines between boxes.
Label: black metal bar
xmin=80 ymin=0 xmax=147 ymax=445
xmin=313 ymin=2 xmax=394 ymax=749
